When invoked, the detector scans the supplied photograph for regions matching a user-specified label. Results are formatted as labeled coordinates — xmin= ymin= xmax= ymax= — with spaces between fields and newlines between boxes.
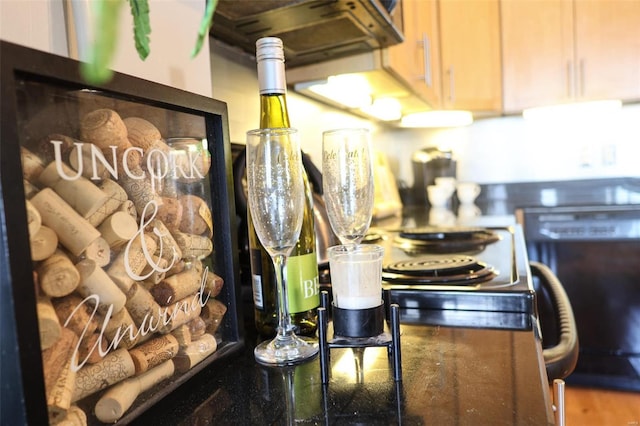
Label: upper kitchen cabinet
xmin=386 ymin=0 xmax=502 ymax=114
xmin=387 ymin=0 xmax=443 ymax=107
xmin=438 ymin=0 xmax=503 ymax=113
xmin=502 ymin=0 xmax=640 ymax=113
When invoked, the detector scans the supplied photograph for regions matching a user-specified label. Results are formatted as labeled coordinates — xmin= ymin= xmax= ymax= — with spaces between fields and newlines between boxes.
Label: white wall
xmin=0 ymin=0 xmax=68 ymax=55
xmin=1 ymin=0 xmax=211 ymax=97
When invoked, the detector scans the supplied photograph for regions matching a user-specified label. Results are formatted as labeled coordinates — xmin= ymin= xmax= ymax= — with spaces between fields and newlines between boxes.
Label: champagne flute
xmin=322 ymin=128 xmax=375 ymax=246
xmin=246 ymin=128 xmax=319 ymax=365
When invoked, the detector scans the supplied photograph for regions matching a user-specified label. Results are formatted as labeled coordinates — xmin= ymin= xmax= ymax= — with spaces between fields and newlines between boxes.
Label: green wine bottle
xmin=249 ymin=36 xmax=319 ymax=337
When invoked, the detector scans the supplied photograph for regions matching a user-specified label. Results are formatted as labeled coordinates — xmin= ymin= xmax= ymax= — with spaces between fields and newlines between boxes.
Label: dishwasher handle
xmin=530 ymin=261 xmax=579 ymax=382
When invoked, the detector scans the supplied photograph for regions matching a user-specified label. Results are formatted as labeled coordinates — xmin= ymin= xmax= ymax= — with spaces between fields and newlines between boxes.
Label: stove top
xmin=374 ymin=225 xmax=536 ymax=328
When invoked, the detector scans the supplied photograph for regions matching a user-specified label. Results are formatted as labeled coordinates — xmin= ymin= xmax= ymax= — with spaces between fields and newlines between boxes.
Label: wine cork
xmin=173 ymin=333 xmax=217 ymax=373
xmin=129 ymin=333 xmax=179 ymax=373
xmin=76 ymin=259 xmax=126 ymax=314
xmin=140 ymin=255 xmax=168 ymax=287
xmin=77 ymin=332 xmax=109 ymax=365
xmin=23 ymin=178 xmax=39 ymax=199
xmin=106 ymin=233 xmax=157 ymax=293
xmin=201 ymin=298 xmax=228 ymax=335
xmin=98 ymin=211 xmax=138 ymax=248
xmin=151 ymin=267 xmax=202 ymax=306
xmin=146 ymin=219 xmax=182 ymax=262
xmin=156 ymin=196 xmax=183 ymax=232
xmin=51 ymin=405 xmax=87 ymax=426
xmin=31 ymin=134 xmax=77 ymax=165
xmin=171 ymin=324 xmax=192 ymax=348
xmin=205 ymin=270 xmax=224 ymax=298
xmin=30 ymin=225 xmax=58 ymax=261
xmin=123 ymin=117 xmax=165 ymax=151
xmin=161 ymin=295 xmax=203 ymax=334
xmin=172 ymin=232 xmax=213 ymax=260
xmin=168 ymin=138 xmax=211 ymax=183
xmin=103 ymin=306 xmax=139 ymax=350
xmin=94 ymin=360 xmax=174 ymax=423
xmin=118 ymin=199 xmax=138 ymax=219
xmin=37 ymin=249 xmax=80 ymax=298
xmin=178 ymin=194 xmax=213 ymax=237
xmin=80 ymin=109 xmax=129 ymax=151
xmin=20 ymin=146 xmax=45 ymax=182
xmin=37 ymin=295 xmax=62 ymax=350
xmin=26 ymin=200 xmax=42 ymax=237
xmin=187 ymin=316 xmax=207 ymax=340
xmin=31 ymin=188 xmax=101 ymax=256
xmin=80 ymin=237 xmax=111 ymax=267
xmin=39 ymin=162 xmax=109 ymax=219
xmin=125 ymin=283 xmax=163 ymax=332
xmin=167 ymin=259 xmax=186 ymax=276
xmin=42 ymin=327 xmax=78 ymax=421
xmin=52 ymin=294 xmax=98 ymax=337
xmin=86 ymin=179 xmax=128 ymax=227
xmin=72 ymin=348 xmax=135 ymax=402
xmin=68 ymin=142 xmax=111 ymax=181
xmin=118 ymin=167 xmax=164 ymax=218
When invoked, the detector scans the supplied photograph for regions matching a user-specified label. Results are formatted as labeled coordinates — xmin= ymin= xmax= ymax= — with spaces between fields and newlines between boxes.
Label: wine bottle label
xmin=250 ymin=248 xmax=265 ymax=310
xmin=286 ymin=252 xmax=319 ymax=314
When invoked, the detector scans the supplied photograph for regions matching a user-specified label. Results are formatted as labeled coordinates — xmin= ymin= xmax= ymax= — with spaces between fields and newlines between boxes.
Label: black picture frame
xmin=0 ymin=40 xmax=244 ymax=425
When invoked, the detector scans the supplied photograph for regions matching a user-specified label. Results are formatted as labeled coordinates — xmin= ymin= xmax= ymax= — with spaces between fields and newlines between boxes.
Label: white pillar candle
xmin=328 ymin=244 xmax=384 ymax=310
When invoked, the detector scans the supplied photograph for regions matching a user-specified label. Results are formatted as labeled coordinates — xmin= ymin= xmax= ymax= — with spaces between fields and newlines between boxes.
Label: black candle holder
xmin=317 ymin=291 xmax=402 ymax=383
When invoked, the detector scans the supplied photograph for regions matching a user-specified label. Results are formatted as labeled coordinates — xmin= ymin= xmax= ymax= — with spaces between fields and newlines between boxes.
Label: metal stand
xmin=318 ymin=291 xmax=402 ymax=384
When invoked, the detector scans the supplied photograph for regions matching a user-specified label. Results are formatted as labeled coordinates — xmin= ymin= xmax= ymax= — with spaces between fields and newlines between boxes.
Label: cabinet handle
xmin=579 ymin=59 xmax=585 ymax=97
xmin=421 ymin=33 xmax=432 ymax=87
xmin=566 ymin=61 xmax=574 ymax=98
xmin=447 ymin=66 xmax=455 ymax=103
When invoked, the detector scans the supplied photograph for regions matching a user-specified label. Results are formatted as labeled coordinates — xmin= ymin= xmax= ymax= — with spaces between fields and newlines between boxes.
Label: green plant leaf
xmin=129 ymin=0 xmax=151 ymax=60
xmin=81 ymin=0 xmax=125 ymax=84
xmin=191 ymin=0 xmax=219 ymax=58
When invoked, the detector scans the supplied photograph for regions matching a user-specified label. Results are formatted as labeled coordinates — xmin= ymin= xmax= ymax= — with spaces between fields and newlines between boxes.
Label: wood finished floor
xmin=561 ymin=386 xmax=640 ymax=425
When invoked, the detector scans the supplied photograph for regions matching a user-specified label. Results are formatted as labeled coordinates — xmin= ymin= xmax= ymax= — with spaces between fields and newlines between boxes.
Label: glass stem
xmin=273 ymin=253 xmax=294 ymax=339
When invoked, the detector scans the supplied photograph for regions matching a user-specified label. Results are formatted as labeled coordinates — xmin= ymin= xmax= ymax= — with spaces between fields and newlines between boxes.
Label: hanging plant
xmin=81 ymin=0 xmax=219 ymax=85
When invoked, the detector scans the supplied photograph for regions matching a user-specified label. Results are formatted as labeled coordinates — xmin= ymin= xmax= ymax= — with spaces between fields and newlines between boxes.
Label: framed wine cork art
xmin=0 ymin=41 xmax=244 ymax=425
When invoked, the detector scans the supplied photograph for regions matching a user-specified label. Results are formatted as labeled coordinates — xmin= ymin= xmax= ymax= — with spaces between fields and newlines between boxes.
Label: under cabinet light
xmin=400 ymin=110 xmax=473 ymax=128
xmin=522 ymin=99 xmax=622 ymax=121
xmin=304 ymin=74 xmax=373 ymax=109
xmin=360 ymin=97 xmax=402 ymax=121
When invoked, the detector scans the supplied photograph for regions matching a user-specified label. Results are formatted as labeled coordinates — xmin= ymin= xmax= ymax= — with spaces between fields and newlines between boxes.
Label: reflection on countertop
xmin=133 ymin=323 xmax=554 ymax=425
xmin=372 ymin=205 xmax=516 ymax=231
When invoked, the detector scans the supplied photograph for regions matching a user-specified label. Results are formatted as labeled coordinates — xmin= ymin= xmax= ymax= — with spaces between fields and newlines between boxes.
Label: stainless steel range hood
xmin=210 ymin=0 xmax=403 ymax=68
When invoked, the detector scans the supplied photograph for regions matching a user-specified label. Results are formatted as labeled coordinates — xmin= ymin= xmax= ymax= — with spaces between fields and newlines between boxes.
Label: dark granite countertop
xmin=128 ymin=207 xmax=559 ymax=425
xmin=133 ymin=320 xmax=554 ymax=425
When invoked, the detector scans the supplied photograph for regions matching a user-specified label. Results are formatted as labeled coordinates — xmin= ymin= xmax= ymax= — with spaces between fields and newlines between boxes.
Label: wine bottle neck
xmin=260 ymin=94 xmax=290 ymax=128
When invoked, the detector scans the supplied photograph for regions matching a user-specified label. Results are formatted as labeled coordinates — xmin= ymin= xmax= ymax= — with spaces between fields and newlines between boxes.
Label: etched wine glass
xmin=322 ymin=128 xmax=375 ymax=246
xmin=246 ymin=128 xmax=319 ymax=365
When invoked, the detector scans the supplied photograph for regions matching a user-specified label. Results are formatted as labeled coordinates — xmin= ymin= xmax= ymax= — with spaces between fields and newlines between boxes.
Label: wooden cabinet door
xmin=387 ymin=0 xmax=443 ymax=107
xmin=502 ymin=0 xmax=640 ymax=113
xmin=438 ymin=0 xmax=502 ymax=112
xmin=501 ymin=0 xmax=574 ymax=113
xmin=575 ymin=0 xmax=640 ymax=102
